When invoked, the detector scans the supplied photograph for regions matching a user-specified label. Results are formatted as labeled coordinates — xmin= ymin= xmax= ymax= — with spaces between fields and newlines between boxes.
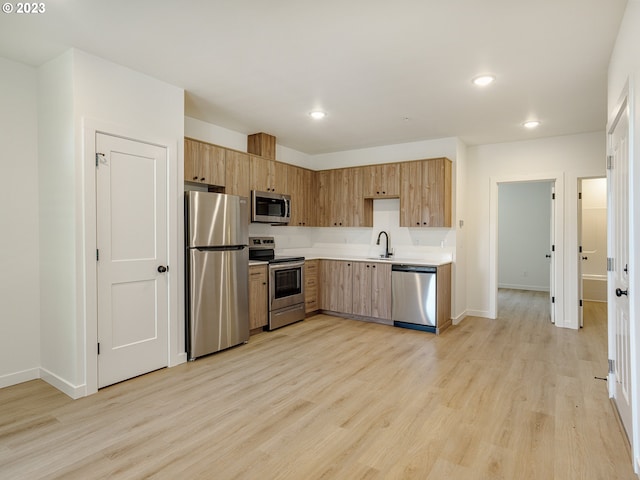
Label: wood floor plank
xmin=0 ymin=290 xmax=635 ymax=479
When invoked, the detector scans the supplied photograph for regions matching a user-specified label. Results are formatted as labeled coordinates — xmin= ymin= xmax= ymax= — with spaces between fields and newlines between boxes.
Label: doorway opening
xmin=578 ymin=177 xmax=607 ymax=328
xmin=497 ymin=181 xmax=555 ymax=319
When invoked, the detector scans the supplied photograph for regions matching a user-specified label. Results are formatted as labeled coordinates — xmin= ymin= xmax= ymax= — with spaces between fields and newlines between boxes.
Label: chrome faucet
xmin=376 ymin=231 xmax=392 ymax=258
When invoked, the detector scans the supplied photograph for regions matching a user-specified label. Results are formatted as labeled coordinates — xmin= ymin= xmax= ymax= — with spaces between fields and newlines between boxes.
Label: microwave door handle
xmin=285 ymin=198 xmax=290 ymax=219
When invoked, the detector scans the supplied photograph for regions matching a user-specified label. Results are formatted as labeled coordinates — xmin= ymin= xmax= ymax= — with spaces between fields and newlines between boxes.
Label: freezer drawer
xmin=187 ymin=248 xmax=249 ymax=360
xmin=391 ymin=265 xmax=437 ymax=332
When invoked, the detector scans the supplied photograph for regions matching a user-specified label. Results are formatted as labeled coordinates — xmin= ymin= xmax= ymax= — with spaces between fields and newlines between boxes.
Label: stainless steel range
xmin=249 ymin=237 xmax=305 ymax=330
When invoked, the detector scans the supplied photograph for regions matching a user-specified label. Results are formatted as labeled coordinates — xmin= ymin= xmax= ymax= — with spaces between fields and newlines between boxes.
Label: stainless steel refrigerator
xmin=185 ymin=191 xmax=250 ymax=361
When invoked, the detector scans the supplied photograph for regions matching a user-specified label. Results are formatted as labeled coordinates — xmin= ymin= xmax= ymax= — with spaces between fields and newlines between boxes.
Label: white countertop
xmin=301 ymin=254 xmax=451 ymax=267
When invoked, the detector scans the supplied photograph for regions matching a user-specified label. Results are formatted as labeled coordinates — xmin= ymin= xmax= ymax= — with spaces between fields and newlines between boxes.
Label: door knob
xmin=157 ymin=265 xmax=168 ymax=273
xmin=616 ymin=288 xmax=628 ymax=297
xmin=582 ymin=256 xmax=588 ymax=260
xmin=545 ymin=254 xmax=552 ymax=258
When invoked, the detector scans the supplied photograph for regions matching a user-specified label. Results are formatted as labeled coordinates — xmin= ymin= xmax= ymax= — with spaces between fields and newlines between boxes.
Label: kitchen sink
xmin=366 ymin=257 xmax=393 ymax=261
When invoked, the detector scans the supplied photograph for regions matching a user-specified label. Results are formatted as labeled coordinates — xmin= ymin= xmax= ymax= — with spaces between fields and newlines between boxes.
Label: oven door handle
xmin=269 ymin=260 xmax=305 ymax=271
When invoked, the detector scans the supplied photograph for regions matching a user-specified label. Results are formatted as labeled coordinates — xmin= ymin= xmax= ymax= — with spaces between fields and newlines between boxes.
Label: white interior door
xmin=96 ymin=133 xmax=168 ymax=388
xmin=578 ymin=180 xmax=584 ymax=328
xmin=608 ymin=99 xmax=632 ymax=440
xmin=549 ymin=184 xmax=556 ymax=324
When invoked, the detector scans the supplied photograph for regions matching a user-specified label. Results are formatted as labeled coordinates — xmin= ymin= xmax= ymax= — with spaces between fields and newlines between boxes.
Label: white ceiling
xmin=0 ymin=0 xmax=628 ymax=155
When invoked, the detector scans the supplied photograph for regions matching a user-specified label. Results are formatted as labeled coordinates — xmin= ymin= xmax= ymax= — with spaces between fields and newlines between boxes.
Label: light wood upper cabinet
xmin=249 ymin=264 xmax=268 ymax=330
xmin=250 ymin=156 xmax=288 ymax=193
xmin=318 ymin=168 xmax=372 ymax=227
xmin=289 ymin=165 xmax=316 ymax=227
xmin=225 ymin=150 xmax=250 ymax=199
xmin=362 ymin=164 xmax=400 ymax=198
xmin=400 ymin=158 xmax=452 ymax=227
xmin=184 ymin=138 xmax=226 ymax=186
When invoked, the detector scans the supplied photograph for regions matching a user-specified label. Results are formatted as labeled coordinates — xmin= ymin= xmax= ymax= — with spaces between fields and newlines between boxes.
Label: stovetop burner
xmin=248 ymin=236 xmax=304 ymax=264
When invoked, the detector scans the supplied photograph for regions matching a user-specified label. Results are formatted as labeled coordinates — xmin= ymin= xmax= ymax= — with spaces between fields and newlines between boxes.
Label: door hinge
xmin=609 ymin=359 xmax=615 ymax=374
xmin=96 ymin=249 xmax=99 ymax=261
xmin=96 ymin=152 xmax=106 ymax=167
xmin=552 ymin=192 xmax=556 ymax=200
xmin=551 ymin=245 xmax=555 ymax=252
xmin=607 ymin=155 xmax=613 ymax=170
xmin=97 ymin=343 xmax=100 ymax=355
xmin=578 ymin=192 xmax=582 ymax=200
xmin=552 ymin=296 xmax=555 ymax=304
xmin=607 ymin=257 xmax=614 ymax=271
xmin=579 ymin=245 xmax=583 ymax=253
xmin=580 ymin=299 xmax=583 ymax=307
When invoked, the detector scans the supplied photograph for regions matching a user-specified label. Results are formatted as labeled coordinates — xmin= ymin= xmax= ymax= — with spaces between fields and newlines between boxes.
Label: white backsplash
xmin=249 ymin=198 xmax=455 ymax=261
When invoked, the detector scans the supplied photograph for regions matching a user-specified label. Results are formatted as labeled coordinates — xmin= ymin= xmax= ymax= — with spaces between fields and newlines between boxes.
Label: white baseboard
xmin=465 ymin=309 xmax=493 ymax=319
xmin=498 ymin=283 xmax=550 ymax=292
xmin=452 ymin=310 xmax=468 ymax=325
xmin=40 ymin=368 xmax=86 ymax=399
xmin=170 ymin=352 xmax=188 ymax=367
xmin=0 ymin=367 xmax=40 ymax=389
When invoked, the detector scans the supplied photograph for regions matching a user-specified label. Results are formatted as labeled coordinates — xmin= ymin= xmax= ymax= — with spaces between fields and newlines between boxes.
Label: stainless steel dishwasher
xmin=391 ymin=264 xmax=437 ymax=333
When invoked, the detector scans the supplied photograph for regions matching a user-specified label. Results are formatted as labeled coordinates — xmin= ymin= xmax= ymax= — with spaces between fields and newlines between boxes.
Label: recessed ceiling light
xmin=472 ymin=75 xmax=495 ymax=87
xmin=523 ymin=120 xmax=541 ymax=129
xmin=309 ymin=110 xmax=327 ymax=120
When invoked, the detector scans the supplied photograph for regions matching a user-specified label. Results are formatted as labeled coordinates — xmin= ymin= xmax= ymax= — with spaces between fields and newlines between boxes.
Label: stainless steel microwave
xmin=251 ymin=191 xmax=291 ymax=224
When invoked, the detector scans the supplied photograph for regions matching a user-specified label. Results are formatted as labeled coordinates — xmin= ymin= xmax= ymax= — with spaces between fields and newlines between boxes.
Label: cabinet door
xmin=347 ymin=167 xmax=372 ymax=227
xmin=184 ymin=138 xmax=225 ymax=186
xmin=422 ymin=158 xmax=452 ymax=227
xmin=363 ymin=164 xmax=400 ymax=198
xmin=320 ymin=260 xmax=353 ymax=313
xmin=352 ymin=262 xmax=373 ymax=316
xmin=249 ymin=265 xmax=268 ymax=330
xmin=304 ymin=260 xmax=319 ymax=313
xmin=200 ymin=143 xmax=226 ymax=187
xmin=250 ymin=156 xmax=274 ymax=192
xmin=379 ymin=164 xmax=400 ymax=197
xmin=274 ymin=161 xmax=289 ymax=194
xmin=371 ymin=262 xmax=392 ymax=320
xmin=400 ymin=161 xmax=423 ymax=227
xmin=225 ymin=150 xmax=250 ymax=199
xmin=317 ymin=171 xmax=332 ymax=227
xmin=304 ymin=169 xmax=317 ymax=227
xmin=184 ymin=138 xmax=201 ymax=183
xmin=289 ymin=166 xmax=305 ymax=226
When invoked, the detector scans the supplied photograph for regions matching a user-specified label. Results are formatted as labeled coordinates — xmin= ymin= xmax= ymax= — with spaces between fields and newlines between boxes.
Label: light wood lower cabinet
xmin=320 ymin=260 xmax=391 ymax=320
xmin=436 ymin=263 xmax=452 ymax=333
xmin=304 ymin=260 xmax=319 ymax=314
xmin=249 ymin=264 xmax=268 ymax=331
xmin=320 ymin=260 xmax=353 ymax=313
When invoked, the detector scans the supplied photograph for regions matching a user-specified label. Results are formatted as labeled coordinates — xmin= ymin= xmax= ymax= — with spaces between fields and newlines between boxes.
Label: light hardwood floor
xmin=0 ymin=290 xmax=634 ymax=479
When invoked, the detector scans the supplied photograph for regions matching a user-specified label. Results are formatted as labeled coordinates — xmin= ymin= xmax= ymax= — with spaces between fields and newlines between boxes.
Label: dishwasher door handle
xmin=392 ymin=265 xmax=437 ymax=274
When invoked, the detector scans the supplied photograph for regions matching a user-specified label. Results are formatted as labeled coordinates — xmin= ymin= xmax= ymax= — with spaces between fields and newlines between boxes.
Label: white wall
xmin=185 ymin=116 xmax=315 ymax=169
xmin=36 ymin=49 xmax=185 ymax=397
xmin=0 ymin=58 xmax=41 ymax=387
xmin=607 ymin=0 xmax=640 ymax=470
xmin=466 ymin=131 xmax=606 ymax=327
xmin=498 ymin=182 xmax=552 ymax=291
xmin=37 ymin=51 xmax=78 ymax=390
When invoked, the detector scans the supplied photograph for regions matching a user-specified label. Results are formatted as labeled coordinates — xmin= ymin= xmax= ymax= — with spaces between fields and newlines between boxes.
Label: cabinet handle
xmin=262 ymin=282 xmax=267 ymax=285
xmin=416 ymin=222 xmax=420 ymax=225
xmin=200 ymin=177 xmax=206 ymax=182
xmin=372 ymin=265 xmax=376 ymax=269
xmin=192 ymin=176 xmax=198 ymax=180
xmin=366 ymin=265 xmax=370 ymax=268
